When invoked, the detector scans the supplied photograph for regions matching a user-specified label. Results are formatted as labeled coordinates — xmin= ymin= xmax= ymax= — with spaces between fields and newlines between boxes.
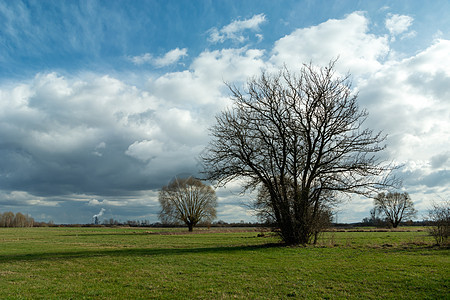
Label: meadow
xmin=0 ymin=227 xmax=448 ymax=299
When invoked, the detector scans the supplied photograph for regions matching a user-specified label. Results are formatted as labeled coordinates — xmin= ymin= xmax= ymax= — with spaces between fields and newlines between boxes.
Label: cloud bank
xmin=1 ymin=12 xmax=449 ymax=223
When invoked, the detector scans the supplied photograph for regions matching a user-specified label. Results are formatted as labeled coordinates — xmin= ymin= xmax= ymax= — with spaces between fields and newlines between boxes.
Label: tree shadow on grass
xmin=0 ymin=243 xmax=284 ymax=264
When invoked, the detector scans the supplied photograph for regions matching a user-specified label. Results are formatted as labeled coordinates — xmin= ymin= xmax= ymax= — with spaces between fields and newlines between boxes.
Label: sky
xmin=0 ymin=0 xmax=449 ymax=224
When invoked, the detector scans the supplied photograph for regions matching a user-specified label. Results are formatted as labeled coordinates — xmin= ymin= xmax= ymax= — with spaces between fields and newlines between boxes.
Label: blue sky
xmin=1 ymin=0 xmax=449 ymax=224
xmin=3 ymin=0 xmax=448 ymax=79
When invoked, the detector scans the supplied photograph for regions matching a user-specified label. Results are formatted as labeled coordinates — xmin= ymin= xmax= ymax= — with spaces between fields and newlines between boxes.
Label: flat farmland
xmin=0 ymin=227 xmax=448 ymax=299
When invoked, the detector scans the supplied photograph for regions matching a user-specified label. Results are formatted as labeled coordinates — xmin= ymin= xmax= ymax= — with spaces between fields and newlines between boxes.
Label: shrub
xmin=427 ymin=201 xmax=449 ymax=245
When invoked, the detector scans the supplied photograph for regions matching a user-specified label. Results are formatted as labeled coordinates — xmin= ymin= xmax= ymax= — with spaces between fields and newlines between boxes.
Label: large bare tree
xmin=374 ymin=192 xmax=416 ymax=228
xmin=158 ymin=176 xmax=217 ymax=231
xmin=201 ymin=61 xmax=396 ymax=244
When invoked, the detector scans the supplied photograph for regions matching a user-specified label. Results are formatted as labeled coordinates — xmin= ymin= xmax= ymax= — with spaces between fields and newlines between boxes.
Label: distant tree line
xmin=93 ymin=218 xmax=264 ymax=228
xmin=0 ymin=211 xmax=35 ymax=227
xmin=0 ymin=211 xmax=56 ymax=227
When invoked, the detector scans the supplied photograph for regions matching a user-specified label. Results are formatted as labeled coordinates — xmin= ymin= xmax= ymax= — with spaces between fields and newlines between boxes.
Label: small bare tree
xmin=202 ymin=60 xmax=396 ymax=245
xmin=373 ymin=192 xmax=416 ymax=228
xmin=427 ymin=201 xmax=449 ymax=245
xmin=158 ymin=176 xmax=217 ymax=231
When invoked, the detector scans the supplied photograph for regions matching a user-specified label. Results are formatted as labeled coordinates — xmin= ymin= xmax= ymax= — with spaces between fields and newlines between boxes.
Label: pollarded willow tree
xmin=201 ymin=60 xmax=396 ymax=245
xmin=158 ymin=176 xmax=217 ymax=231
xmin=374 ymin=192 xmax=417 ymax=228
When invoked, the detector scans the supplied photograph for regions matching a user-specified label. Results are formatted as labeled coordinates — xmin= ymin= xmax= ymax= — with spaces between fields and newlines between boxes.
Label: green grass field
xmin=0 ymin=227 xmax=448 ymax=299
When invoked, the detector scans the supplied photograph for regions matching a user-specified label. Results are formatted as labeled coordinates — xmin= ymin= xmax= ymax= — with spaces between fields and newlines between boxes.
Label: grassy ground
xmin=0 ymin=227 xmax=448 ymax=299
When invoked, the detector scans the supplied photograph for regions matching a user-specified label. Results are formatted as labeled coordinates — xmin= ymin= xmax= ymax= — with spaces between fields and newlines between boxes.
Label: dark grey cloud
xmin=0 ymin=74 xmax=204 ymax=200
xmin=421 ymin=170 xmax=450 ymax=188
xmin=0 ymin=42 xmax=268 ymax=223
xmin=430 ymin=153 xmax=449 ymax=169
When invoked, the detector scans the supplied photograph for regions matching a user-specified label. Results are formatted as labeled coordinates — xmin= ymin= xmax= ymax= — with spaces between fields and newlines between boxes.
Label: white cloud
xmin=192 ymin=48 xmax=266 ymax=83
xmin=270 ymin=12 xmax=389 ymax=76
xmin=385 ymin=14 xmax=414 ymax=37
xmin=153 ymin=48 xmax=188 ymax=67
xmin=130 ymin=48 xmax=187 ymax=67
xmin=217 ymin=204 xmax=255 ymax=223
xmin=155 ymin=108 xmax=206 ymax=145
xmin=400 ymin=30 xmax=417 ymax=40
xmin=125 ymin=139 xmax=164 ymax=162
xmin=358 ymin=39 xmax=450 ymax=200
xmin=149 ymin=48 xmax=265 ymax=108
xmin=0 ymin=73 xmax=154 ymax=158
xmin=208 ymin=14 xmax=266 ymax=43
xmin=0 ymin=191 xmax=60 ymax=207
xmin=88 ymin=199 xmax=101 ymax=206
xmin=129 ymin=53 xmax=152 ymax=65
xmin=88 ymin=199 xmax=127 ymax=207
